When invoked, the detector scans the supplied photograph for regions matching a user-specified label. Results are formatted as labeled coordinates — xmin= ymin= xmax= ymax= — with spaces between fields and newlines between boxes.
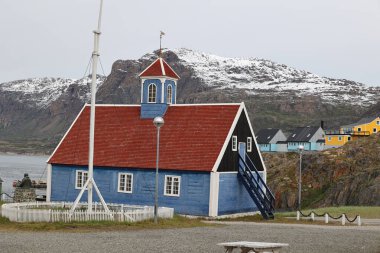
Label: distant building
xmin=324 ymin=132 xmax=352 ymax=149
xmin=325 ymin=116 xmax=380 ymax=148
xmin=256 ymin=128 xmax=287 ymax=152
xmin=287 ymin=126 xmax=325 ymax=151
xmin=340 ymin=116 xmax=380 ymax=136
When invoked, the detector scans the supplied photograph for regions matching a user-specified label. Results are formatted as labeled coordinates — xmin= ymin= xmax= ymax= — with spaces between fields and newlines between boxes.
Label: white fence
xmin=1 ymin=202 xmax=174 ymax=223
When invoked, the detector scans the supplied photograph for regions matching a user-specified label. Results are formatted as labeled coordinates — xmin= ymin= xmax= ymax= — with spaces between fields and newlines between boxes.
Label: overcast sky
xmin=1 ymin=0 xmax=379 ymax=86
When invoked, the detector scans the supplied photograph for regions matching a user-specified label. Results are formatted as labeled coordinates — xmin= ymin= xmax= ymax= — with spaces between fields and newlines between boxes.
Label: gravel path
xmin=0 ymin=222 xmax=379 ymax=253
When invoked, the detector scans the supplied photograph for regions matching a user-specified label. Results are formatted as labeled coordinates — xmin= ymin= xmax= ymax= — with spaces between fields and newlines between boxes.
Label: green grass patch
xmin=277 ymin=206 xmax=380 ymax=219
xmin=0 ymin=215 xmax=210 ymax=232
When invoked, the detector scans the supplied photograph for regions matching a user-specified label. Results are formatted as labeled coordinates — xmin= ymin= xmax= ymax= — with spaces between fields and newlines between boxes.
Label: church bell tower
xmin=139 ymin=57 xmax=180 ymax=119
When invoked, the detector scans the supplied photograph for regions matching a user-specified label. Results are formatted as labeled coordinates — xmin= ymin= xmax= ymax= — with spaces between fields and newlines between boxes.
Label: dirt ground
xmin=0 ymin=221 xmax=379 ymax=253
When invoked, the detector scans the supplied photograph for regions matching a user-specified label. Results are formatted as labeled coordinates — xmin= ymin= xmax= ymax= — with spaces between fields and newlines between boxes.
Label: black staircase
xmin=238 ymin=153 xmax=275 ymax=219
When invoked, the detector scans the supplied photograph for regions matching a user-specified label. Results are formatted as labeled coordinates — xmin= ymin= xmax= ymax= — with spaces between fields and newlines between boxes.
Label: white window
xmin=148 ymin=83 xmax=156 ymax=103
xmin=232 ymin=136 xmax=237 ymax=151
xmin=167 ymin=85 xmax=172 ymax=104
xmin=164 ymin=175 xmax=181 ymax=196
xmin=75 ymin=170 xmax=88 ymax=189
xmin=247 ymin=137 xmax=252 ymax=152
xmin=357 ymin=127 xmax=362 ymax=132
xmin=118 ymin=173 xmax=133 ymax=193
xmin=306 ymin=133 xmax=311 ymax=138
xmin=377 ymin=121 xmax=380 ymax=126
xmin=374 ymin=128 xmax=377 ymax=133
xmin=328 ymin=137 xmax=332 ymax=141
xmin=338 ymin=136 xmax=342 ymax=141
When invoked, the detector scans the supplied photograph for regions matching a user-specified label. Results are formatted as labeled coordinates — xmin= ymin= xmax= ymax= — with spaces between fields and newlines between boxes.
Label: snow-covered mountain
xmin=0 ymin=48 xmax=378 ymax=154
xmin=0 ymin=76 xmax=105 ymax=108
xmin=142 ymin=48 xmax=379 ymax=106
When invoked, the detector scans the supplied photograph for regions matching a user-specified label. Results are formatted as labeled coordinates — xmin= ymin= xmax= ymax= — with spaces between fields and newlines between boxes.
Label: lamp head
xmin=153 ymin=116 xmax=164 ymax=128
xmin=298 ymin=145 xmax=304 ymax=151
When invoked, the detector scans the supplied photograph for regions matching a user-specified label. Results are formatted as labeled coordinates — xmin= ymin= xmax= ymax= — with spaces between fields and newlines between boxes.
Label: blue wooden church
xmin=46 ymin=57 xmax=275 ymax=218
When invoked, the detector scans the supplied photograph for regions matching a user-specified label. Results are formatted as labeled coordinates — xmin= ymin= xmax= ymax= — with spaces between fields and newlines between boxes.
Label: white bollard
xmin=357 ymin=215 xmax=361 ymax=226
xmin=342 ymin=214 xmax=346 ymax=225
xmin=296 ymin=211 xmax=300 ymax=221
xmin=325 ymin=213 xmax=329 ymax=224
xmin=311 ymin=212 xmax=315 ymax=221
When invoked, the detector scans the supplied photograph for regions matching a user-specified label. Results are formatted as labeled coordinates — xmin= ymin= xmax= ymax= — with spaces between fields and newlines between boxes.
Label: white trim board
xmin=171 ymin=103 xmax=241 ymax=107
xmin=211 ymin=102 xmax=244 ymax=172
xmin=139 ymin=58 xmax=160 ymax=77
xmin=159 ymin=58 xmax=166 ymax=76
xmin=242 ymin=103 xmax=268 ymax=180
xmin=208 ymin=172 xmax=219 ymax=217
xmin=46 ymin=104 xmax=87 ymax=163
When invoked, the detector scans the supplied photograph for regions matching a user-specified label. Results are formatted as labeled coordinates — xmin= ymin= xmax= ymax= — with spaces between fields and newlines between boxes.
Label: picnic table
xmin=218 ymin=241 xmax=289 ymax=253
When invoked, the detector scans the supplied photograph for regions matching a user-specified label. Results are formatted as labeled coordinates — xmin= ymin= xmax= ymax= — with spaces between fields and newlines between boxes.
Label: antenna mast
xmin=70 ymin=0 xmax=110 ymax=216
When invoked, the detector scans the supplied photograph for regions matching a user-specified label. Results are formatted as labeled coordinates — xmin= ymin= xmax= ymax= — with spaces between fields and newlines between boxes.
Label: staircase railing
xmin=237 ymin=153 xmax=275 ymax=218
xmin=244 ymin=154 xmax=275 ymax=207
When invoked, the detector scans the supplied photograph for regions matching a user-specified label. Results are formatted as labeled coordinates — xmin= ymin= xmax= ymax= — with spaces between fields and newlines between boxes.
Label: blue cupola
xmin=139 ymin=57 xmax=180 ymax=119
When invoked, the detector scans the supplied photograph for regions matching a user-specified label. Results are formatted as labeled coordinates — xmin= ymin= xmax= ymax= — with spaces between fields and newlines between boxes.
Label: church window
xmin=148 ymin=83 xmax=156 ymax=103
xmin=167 ymin=85 xmax=172 ymax=104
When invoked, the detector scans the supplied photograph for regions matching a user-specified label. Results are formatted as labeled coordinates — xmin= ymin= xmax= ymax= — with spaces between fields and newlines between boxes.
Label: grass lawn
xmin=276 ymin=206 xmax=380 ymax=219
xmin=0 ymin=201 xmax=211 ymax=231
xmin=0 ymin=214 xmax=210 ymax=232
xmin=217 ymin=206 xmax=380 ymax=225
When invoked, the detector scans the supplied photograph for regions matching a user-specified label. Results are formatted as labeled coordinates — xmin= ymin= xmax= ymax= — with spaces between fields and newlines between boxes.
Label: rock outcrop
xmin=265 ymin=133 xmax=380 ymax=209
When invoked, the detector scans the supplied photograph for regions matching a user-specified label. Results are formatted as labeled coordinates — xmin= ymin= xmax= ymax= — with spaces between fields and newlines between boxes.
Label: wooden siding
xmin=217 ymin=112 xmax=264 ymax=172
xmin=51 ymin=165 xmax=211 ymax=216
xmin=164 ymin=80 xmax=176 ymax=104
xmin=217 ymin=172 xmax=259 ymax=215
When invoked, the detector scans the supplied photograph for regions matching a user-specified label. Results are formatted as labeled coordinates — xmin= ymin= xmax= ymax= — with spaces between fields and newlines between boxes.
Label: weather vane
xmin=159 ymin=31 xmax=165 ymax=57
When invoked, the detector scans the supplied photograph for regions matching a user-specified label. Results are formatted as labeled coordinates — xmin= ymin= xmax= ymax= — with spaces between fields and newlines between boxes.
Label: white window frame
xmin=377 ymin=120 xmax=380 ymax=126
xmin=232 ymin=135 xmax=238 ymax=151
xmin=374 ymin=128 xmax=377 ymax=133
xmin=328 ymin=136 xmax=332 ymax=141
xmin=357 ymin=127 xmax=362 ymax=132
xmin=247 ymin=137 xmax=252 ymax=152
xmin=75 ymin=170 xmax=88 ymax=190
xmin=148 ymin=83 xmax=157 ymax=103
xmin=338 ymin=136 xmax=342 ymax=141
xmin=167 ymin=85 xmax=172 ymax=104
xmin=117 ymin=173 xmax=133 ymax=193
xmin=164 ymin=175 xmax=181 ymax=197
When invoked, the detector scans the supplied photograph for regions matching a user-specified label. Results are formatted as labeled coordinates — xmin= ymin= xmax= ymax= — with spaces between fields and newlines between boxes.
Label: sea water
xmin=0 ymin=154 xmax=48 ymax=196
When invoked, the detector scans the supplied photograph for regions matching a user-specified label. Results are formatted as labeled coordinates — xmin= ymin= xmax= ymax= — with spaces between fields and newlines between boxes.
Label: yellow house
xmin=340 ymin=116 xmax=380 ymax=136
xmin=325 ymin=133 xmax=351 ymax=148
xmin=325 ymin=116 xmax=379 ymax=148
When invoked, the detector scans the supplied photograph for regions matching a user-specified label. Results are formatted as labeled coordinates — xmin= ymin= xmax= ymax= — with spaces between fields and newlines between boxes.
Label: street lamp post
xmin=298 ymin=145 xmax=304 ymax=210
xmin=153 ymin=116 xmax=164 ymax=224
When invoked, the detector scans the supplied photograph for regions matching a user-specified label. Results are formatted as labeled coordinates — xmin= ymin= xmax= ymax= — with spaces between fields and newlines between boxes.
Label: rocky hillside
xmin=265 ymin=133 xmax=380 ymax=210
xmin=0 ymin=48 xmax=379 ymax=153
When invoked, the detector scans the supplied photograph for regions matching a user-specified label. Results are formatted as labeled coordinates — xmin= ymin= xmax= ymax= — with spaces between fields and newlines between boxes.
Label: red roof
xmin=139 ymin=58 xmax=180 ymax=79
xmin=48 ymin=104 xmax=241 ymax=172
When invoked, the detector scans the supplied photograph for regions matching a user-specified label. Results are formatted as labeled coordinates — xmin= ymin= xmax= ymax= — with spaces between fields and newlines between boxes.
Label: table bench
xmin=218 ymin=241 xmax=289 ymax=253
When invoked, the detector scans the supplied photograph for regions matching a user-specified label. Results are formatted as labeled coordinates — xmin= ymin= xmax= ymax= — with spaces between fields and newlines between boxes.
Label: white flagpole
xmin=87 ymin=0 xmax=104 ymax=213
xmin=70 ymin=0 xmax=110 ymax=215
